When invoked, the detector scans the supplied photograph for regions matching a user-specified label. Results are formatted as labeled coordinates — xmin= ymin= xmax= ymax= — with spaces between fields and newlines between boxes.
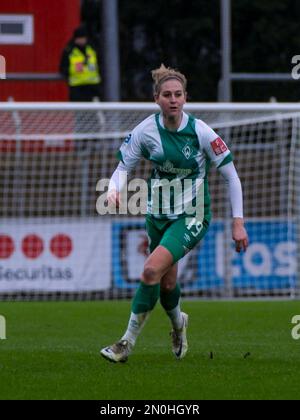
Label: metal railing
xmin=4 ymin=73 xmax=63 ymax=81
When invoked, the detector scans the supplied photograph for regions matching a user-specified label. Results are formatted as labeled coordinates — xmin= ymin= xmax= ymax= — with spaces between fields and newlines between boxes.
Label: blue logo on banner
xmin=112 ymin=220 xmax=296 ymax=291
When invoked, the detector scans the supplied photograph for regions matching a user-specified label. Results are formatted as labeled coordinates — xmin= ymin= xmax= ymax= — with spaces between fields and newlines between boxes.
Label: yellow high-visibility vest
xmin=68 ymin=46 xmax=101 ymax=87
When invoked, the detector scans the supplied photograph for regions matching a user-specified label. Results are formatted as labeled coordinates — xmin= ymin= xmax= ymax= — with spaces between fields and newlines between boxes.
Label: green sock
xmin=132 ymin=282 xmax=160 ymax=314
xmin=160 ymin=283 xmax=181 ymax=311
xmin=160 ymin=283 xmax=183 ymax=331
xmin=121 ymin=283 xmax=160 ymax=346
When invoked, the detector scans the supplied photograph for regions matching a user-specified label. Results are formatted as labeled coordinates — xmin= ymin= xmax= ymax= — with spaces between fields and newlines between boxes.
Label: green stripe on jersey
xmin=147 ymin=114 xmax=211 ymax=220
xmin=116 ymin=150 xmax=124 ymax=163
xmin=218 ymin=153 xmax=233 ymax=168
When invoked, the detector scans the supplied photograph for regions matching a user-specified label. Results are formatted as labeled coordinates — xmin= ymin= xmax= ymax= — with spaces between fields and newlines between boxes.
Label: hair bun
xmin=151 ymin=64 xmax=187 ymax=94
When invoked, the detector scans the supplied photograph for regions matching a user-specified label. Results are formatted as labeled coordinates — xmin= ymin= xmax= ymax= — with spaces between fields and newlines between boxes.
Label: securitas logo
xmin=0 ymin=234 xmax=73 ymax=259
xmin=0 ymin=221 xmax=106 ymax=290
xmin=0 ymin=233 xmax=74 ymax=281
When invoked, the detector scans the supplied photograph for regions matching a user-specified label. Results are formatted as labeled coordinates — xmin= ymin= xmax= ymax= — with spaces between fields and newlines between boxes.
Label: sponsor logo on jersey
xmin=158 ymin=160 xmax=192 ymax=176
xmin=211 ymin=137 xmax=228 ymax=155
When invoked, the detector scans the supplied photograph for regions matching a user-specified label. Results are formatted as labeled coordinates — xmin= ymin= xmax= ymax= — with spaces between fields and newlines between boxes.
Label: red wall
xmin=0 ymin=0 xmax=80 ymax=101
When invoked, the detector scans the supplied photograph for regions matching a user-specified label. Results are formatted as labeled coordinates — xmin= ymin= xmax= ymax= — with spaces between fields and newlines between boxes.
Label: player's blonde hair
xmin=151 ymin=64 xmax=187 ymax=95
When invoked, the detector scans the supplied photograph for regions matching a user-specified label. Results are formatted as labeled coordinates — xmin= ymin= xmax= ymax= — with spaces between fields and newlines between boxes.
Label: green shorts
xmin=145 ymin=214 xmax=210 ymax=263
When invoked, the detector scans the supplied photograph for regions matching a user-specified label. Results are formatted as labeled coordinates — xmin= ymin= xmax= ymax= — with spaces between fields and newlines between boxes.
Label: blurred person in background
xmin=59 ymin=24 xmax=104 ymax=152
xmin=59 ymin=24 xmax=102 ymax=102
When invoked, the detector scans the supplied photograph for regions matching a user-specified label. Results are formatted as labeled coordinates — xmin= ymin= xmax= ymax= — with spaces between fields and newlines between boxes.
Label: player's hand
xmin=232 ymin=218 xmax=249 ymax=253
xmin=107 ymin=189 xmax=120 ymax=208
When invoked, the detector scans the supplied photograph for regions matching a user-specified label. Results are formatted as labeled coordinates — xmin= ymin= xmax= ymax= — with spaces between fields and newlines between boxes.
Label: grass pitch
xmin=0 ymin=300 xmax=299 ymax=400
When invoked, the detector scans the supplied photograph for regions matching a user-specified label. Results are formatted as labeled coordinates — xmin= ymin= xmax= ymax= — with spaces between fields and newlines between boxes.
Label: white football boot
xmin=100 ymin=339 xmax=133 ymax=363
xmin=170 ymin=312 xmax=189 ymax=360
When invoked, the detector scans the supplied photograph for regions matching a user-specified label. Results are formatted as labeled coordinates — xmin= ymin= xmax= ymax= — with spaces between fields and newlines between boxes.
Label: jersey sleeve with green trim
xmin=195 ymin=119 xmax=232 ymax=168
xmin=116 ymin=115 xmax=157 ymax=171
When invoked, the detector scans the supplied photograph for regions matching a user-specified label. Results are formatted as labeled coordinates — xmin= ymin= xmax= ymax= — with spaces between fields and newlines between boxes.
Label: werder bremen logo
xmin=182 ymin=144 xmax=192 ymax=160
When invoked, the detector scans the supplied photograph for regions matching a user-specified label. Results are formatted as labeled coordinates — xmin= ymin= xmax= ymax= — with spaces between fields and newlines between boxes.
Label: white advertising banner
xmin=0 ymin=219 xmax=111 ymax=292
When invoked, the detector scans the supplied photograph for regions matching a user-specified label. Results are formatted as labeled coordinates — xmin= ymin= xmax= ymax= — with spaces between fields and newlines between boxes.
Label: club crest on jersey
xmin=182 ymin=144 xmax=192 ymax=160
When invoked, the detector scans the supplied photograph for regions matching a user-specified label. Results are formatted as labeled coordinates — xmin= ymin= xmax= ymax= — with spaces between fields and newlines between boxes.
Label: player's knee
xmin=142 ymin=265 xmax=160 ymax=284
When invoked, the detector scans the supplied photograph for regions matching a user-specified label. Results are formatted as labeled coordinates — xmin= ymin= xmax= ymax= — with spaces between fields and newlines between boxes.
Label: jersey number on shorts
xmin=186 ymin=218 xmax=203 ymax=238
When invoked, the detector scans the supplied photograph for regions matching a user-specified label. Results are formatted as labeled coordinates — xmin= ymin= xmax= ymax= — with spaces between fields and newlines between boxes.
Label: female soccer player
xmin=100 ymin=64 xmax=248 ymax=363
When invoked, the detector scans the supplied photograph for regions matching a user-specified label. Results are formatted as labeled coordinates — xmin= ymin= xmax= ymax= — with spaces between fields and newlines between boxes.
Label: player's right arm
xmin=107 ymin=128 xmax=143 ymax=208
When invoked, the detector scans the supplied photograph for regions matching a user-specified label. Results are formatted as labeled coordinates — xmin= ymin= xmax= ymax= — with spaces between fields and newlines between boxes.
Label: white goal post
xmin=0 ymin=102 xmax=299 ymax=300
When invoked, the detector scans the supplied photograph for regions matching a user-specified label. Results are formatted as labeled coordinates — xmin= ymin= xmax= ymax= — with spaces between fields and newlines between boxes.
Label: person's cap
xmin=73 ymin=25 xmax=88 ymax=38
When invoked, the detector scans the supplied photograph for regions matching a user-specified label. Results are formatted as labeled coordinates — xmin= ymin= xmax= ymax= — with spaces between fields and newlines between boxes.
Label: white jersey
xmin=114 ymin=111 xmax=240 ymax=220
xmin=118 ymin=112 xmax=231 ymax=175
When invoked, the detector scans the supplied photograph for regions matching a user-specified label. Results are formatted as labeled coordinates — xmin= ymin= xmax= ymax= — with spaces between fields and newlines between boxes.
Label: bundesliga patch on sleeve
xmin=211 ymin=137 xmax=228 ymax=155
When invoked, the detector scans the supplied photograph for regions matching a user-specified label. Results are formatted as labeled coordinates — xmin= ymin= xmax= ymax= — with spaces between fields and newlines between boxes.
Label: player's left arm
xmin=196 ymin=120 xmax=249 ymax=253
xmin=218 ymin=162 xmax=249 ymax=253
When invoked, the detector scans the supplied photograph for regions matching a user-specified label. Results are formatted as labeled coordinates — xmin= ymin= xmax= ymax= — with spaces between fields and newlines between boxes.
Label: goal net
xmin=0 ymin=102 xmax=298 ymax=300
